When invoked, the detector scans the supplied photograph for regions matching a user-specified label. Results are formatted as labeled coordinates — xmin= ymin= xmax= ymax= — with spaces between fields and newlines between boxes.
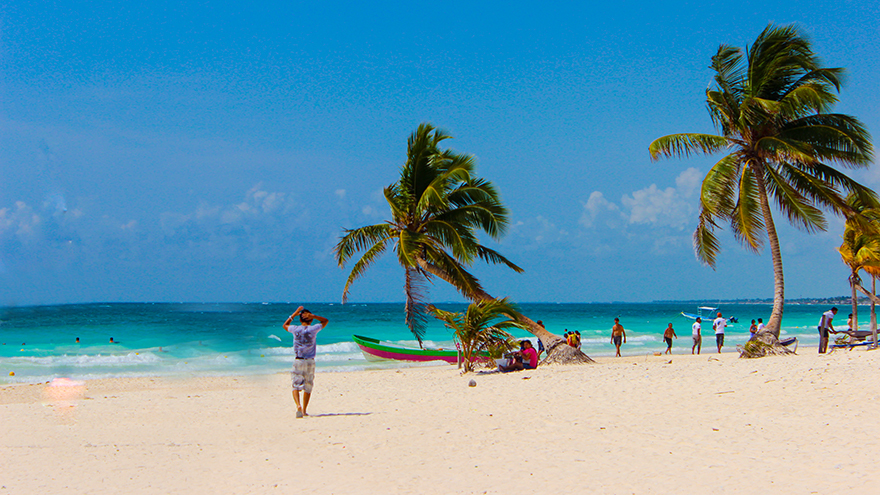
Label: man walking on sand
xmin=818 ymin=307 xmax=837 ymax=354
xmin=713 ymin=312 xmax=726 ymax=353
xmin=611 ymin=318 xmax=626 ymax=357
xmin=663 ymin=323 xmax=677 ymax=354
xmin=692 ymin=317 xmax=702 ymax=355
xmin=283 ymin=306 xmax=329 ymax=418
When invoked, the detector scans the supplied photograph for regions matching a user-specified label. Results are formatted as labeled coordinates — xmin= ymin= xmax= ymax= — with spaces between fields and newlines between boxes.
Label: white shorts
xmin=291 ymin=358 xmax=316 ymax=393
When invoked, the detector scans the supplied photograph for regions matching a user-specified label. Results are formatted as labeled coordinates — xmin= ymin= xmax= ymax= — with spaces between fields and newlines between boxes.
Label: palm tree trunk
xmin=415 ymin=256 xmax=594 ymax=364
xmin=753 ymin=166 xmax=784 ymax=338
xmin=850 ymin=270 xmax=860 ymax=333
xmin=872 ymin=275 xmax=877 ymax=348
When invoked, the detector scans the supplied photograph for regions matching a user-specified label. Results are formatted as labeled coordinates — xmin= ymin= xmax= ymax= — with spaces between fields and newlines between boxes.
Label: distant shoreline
xmin=2 ymin=298 xmax=871 ymax=310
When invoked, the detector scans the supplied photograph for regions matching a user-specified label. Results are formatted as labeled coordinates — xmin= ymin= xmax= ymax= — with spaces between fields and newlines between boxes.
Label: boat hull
xmin=352 ymin=335 xmax=460 ymax=364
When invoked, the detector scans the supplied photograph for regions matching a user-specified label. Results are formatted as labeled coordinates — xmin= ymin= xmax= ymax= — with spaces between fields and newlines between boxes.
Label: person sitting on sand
xmin=692 ymin=317 xmax=702 ymax=355
xmin=498 ymin=340 xmax=538 ymax=372
xmin=574 ymin=330 xmax=581 ymax=349
xmin=663 ymin=323 xmax=677 ymax=354
xmin=284 ymin=306 xmax=329 ymax=418
xmin=611 ymin=318 xmax=626 ymax=357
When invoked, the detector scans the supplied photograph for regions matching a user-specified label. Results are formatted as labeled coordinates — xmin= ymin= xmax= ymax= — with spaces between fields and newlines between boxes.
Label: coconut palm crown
xmin=649 ymin=24 xmax=875 ymax=336
xmin=334 ymin=123 xmax=523 ymax=344
xmin=429 ymin=298 xmax=524 ymax=373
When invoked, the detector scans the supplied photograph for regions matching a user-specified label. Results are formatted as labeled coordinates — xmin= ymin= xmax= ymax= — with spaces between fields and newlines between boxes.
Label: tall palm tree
xmin=649 ymin=24 xmax=875 ymax=338
xmin=335 ymin=124 xmax=588 ymax=362
xmin=429 ymin=298 xmax=524 ymax=373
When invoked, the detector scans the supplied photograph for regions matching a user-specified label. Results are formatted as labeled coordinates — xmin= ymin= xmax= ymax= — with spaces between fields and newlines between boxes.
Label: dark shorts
xmin=612 ymin=335 xmax=622 ymax=346
xmin=716 ymin=334 xmax=724 ymax=347
xmin=664 ymin=337 xmax=673 ymax=348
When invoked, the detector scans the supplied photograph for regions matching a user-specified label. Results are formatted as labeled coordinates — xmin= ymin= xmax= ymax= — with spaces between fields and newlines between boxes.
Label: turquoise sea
xmin=0 ymin=302 xmax=865 ymax=384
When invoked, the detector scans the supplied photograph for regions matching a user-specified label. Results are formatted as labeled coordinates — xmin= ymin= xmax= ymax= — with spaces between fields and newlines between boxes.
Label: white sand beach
xmin=3 ymin=348 xmax=880 ymax=494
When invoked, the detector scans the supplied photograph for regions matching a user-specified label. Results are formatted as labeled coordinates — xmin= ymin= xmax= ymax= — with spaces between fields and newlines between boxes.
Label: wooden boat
xmin=352 ymin=334 xmax=461 ymax=364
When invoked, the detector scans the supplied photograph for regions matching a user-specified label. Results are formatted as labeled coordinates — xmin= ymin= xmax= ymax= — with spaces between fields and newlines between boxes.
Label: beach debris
xmin=666 ymin=360 xmax=672 ymax=364
xmin=522 ymin=376 xmax=531 ymax=380
xmin=468 ymin=379 xmax=477 ymax=387
xmin=653 ymin=352 xmax=662 ymax=356
xmin=8 ymin=371 xmax=13 ymax=376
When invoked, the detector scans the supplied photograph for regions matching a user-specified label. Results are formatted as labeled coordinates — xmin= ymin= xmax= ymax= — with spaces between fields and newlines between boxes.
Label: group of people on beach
xmin=609 ymin=312 xmax=730 ymax=357
xmin=279 ymin=305 xmax=866 ymax=418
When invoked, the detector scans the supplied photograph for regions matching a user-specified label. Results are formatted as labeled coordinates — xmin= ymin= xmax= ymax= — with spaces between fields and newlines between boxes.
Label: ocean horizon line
xmin=1 ymin=298 xmax=861 ymax=310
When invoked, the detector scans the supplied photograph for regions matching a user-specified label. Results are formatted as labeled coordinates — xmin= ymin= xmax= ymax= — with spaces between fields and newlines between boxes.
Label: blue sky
xmin=2 ymin=1 xmax=879 ymax=306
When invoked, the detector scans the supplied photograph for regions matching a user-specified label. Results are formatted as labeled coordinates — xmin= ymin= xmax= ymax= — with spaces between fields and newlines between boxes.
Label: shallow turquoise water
xmin=0 ymin=302 xmax=867 ymax=384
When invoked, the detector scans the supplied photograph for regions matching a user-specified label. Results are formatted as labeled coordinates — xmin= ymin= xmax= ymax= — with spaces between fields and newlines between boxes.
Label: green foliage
xmin=649 ymin=23 xmax=875 ymax=268
xmin=429 ymin=298 xmax=524 ymax=373
xmin=334 ymin=123 xmax=522 ymax=344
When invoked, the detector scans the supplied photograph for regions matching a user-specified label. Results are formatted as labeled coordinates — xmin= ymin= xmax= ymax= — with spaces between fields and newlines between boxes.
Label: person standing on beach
xmin=283 ymin=306 xmax=329 ymax=418
xmin=611 ymin=318 xmax=626 ymax=357
xmin=817 ymin=307 xmax=837 ymax=354
xmin=692 ymin=317 xmax=702 ymax=355
xmin=756 ymin=318 xmax=765 ymax=333
xmin=749 ymin=320 xmax=758 ymax=340
xmin=663 ymin=323 xmax=677 ymax=354
xmin=535 ymin=320 xmax=546 ymax=358
xmin=712 ymin=312 xmax=726 ymax=353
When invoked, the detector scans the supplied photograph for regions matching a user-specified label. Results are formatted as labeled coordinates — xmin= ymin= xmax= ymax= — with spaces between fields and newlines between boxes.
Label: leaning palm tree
xmin=429 ymin=298 xmax=523 ymax=373
xmin=649 ymin=24 xmax=875 ymax=339
xmin=335 ymin=123 xmax=591 ymax=363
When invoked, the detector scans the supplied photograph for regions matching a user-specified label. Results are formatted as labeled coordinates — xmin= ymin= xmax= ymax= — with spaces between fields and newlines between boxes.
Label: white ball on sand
xmin=468 ymin=379 xmax=477 ymax=387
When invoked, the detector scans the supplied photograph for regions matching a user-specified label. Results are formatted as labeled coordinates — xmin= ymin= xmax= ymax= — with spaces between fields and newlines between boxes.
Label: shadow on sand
xmin=308 ymin=412 xmax=373 ymax=418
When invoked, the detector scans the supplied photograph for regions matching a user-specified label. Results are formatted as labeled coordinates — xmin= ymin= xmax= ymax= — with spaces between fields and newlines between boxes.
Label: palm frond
xmin=649 ymin=133 xmax=730 ymax=160
xmin=476 ymin=245 xmax=524 ymax=273
xmin=341 ymin=237 xmax=391 ymax=303
xmin=694 ymin=209 xmax=721 ymax=267
xmin=334 ymin=224 xmax=394 ymax=266
xmin=763 ymin=164 xmax=827 ymax=233
xmin=730 ymin=165 xmax=765 ymax=251
xmin=404 ymin=266 xmax=430 ymax=345
xmin=699 ymin=154 xmax=740 ymax=217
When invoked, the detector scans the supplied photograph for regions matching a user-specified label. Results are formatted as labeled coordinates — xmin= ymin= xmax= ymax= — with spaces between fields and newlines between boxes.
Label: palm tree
xmin=335 ymin=124 xmax=589 ymax=363
xmin=649 ymin=24 xmax=875 ymax=338
xmin=838 ymin=195 xmax=880 ymax=345
xmin=429 ymin=298 xmax=523 ymax=373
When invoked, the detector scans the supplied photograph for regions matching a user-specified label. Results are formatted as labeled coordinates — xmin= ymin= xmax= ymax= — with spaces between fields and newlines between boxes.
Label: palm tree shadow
xmin=308 ymin=412 xmax=372 ymax=418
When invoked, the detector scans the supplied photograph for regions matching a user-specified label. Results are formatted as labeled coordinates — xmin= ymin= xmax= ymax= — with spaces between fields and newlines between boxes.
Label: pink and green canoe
xmin=353 ymin=334 xmax=489 ymax=364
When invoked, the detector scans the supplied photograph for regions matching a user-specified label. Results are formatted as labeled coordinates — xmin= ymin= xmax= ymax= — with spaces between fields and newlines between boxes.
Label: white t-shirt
xmin=713 ymin=317 xmax=727 ymax=335
xmin=819 ymin=310 xmax=835 ymax=329
xmin=756 ymin=322 xmax=765 ymax=332
xmin=692 ymin=321 xmax=701 ymax=336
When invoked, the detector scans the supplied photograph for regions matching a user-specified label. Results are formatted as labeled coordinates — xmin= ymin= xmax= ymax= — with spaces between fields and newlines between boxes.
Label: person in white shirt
xmin=817 ymin=307 xmax=837 ymax=354
xmin=756 ymin=318 xmax=765 ymax=333
xmin=713 ymin=312 xmax=727 ymax=353
xmin=692 ymin=317 xmax=702 ymax=355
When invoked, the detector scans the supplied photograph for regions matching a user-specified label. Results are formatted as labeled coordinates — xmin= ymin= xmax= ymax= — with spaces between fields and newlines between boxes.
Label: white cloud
xmin=0 ymin=201 xmax=42 ymax=242
xmin=582 ymin=168 xmax=702 ymax=231
xmin=580 ymin=191 xmax=623 ymax=228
